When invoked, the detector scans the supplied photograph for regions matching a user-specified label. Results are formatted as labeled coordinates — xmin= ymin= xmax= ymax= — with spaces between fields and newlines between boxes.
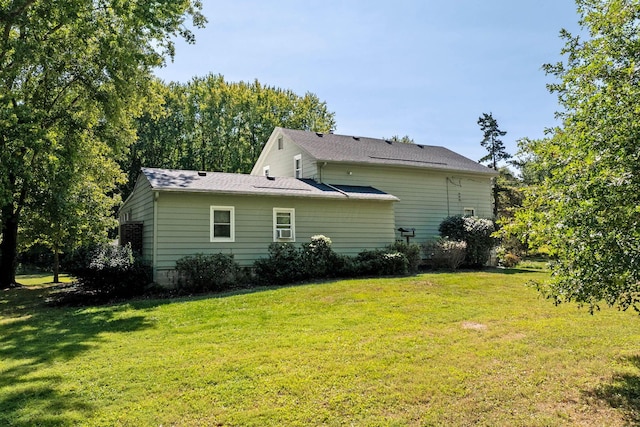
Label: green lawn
xmin=1 ymin=270 xmax=638 ymax=426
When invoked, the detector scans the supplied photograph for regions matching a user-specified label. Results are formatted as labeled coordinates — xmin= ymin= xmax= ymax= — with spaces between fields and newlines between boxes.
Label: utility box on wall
xmin=120 ymin=222 xmax=143 ymax=254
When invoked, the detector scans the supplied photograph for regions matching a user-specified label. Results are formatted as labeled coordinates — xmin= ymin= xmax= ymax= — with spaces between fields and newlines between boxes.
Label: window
xmin=210 ymin=206 xmax=235 ymax=242
xmin=294 ymin=154 xmax=302 ymax=178
xmin=273 ymin=208 xmax=295 ymax=241
xmin=263 ymin=166 xmax=270 ymax=177
xmin=277 ymin=136 xmax=283 ymax=150
xmin=463 ymin=207 xmax=475 ymax=217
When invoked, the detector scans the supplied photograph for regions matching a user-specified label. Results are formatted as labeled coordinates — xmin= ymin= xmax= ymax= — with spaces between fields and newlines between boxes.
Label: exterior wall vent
xmin=197 ymin=171 xmax=207 ymax=177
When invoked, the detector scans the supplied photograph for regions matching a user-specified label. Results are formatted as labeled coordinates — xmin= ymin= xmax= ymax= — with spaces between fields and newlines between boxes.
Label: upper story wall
xmin=251 ymin=129 xmax=318 ymax=179
xmin=321 ymin=162 xmax=493 ymax=241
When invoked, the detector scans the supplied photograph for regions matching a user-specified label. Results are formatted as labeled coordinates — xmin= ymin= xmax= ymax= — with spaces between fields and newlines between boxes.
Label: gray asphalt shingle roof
xmin=141 ymin=168 xmax=398 ymax=201
xmin=279 ymin=128 xmax=497 ymax=175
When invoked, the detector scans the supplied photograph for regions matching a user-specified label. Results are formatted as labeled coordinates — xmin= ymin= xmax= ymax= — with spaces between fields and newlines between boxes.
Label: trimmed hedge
xmin=174 ymin=253 xmax=241 ymax=293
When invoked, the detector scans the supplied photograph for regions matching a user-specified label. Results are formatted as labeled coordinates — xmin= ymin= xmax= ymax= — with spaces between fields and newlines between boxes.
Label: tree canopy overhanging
xmin=0 ymin=0 xmax=206 ymax=288
xmin=514 ymin=0 xmax=640 ymax=313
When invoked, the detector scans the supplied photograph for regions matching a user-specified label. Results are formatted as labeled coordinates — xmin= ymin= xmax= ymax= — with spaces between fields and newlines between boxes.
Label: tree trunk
xmin=53 ymin=250 xmax=60 ymax=283
xmin=0 ymin=205 xmax=19 ymax=289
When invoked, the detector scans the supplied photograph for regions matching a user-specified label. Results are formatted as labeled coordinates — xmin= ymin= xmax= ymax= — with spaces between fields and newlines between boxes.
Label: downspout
xmin=446 ymin=177 xmax=450 ymax=216
xmin=153 ymin=191 xmax=159 ymax=281
xmin=319 ymin=162 xmax=327 ymax=183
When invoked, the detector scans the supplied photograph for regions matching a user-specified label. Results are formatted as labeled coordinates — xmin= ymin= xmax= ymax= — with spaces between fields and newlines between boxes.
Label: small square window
xmin=463 ymin=208 xmax=475 ymax=217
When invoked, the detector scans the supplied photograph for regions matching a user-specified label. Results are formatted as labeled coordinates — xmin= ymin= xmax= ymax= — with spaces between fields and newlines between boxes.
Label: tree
xmin=387 ymin=135 xmax=415 ymax=144
xmin=522 ymin=0 xmax=640 ymax=312
xmin=477 ymin=112 xmax=511 ymax=217
xmin=0 ymin=1 xmax=205 ymax=288
xmin=122 ymin=75 xmax=336 ymax=198
xmin=478 ymin=112 xmax=511 ymax=170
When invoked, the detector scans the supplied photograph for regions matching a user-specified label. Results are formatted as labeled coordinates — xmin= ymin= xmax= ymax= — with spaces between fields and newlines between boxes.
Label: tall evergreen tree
xmin=477 ymin=112 xmax=511 ymax=217
xmin=478 ymin=112 xmax=511 ymax=170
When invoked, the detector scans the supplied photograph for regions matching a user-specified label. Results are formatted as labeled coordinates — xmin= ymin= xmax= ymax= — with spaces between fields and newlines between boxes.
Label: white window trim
xmin=463 ymin=207 xmax=476 ymax=217
xmin=210 ymin=206 xmax=235 ymax=242
xmin=263 ymin=165 xmax=270 ymax=177
xmin=273 ymin=208 xmax=295 ymax=242
xmin=293 ymin=154 xmax=302 ymax=178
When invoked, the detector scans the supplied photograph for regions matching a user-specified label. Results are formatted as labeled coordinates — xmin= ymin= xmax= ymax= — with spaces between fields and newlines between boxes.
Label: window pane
xmin=214 ymin=210 xmax=230 ymax=223
xmin=214 ymin=224 xmax=231 ymax=238
xmin=276 ymin=213 xmax=290 ymax=225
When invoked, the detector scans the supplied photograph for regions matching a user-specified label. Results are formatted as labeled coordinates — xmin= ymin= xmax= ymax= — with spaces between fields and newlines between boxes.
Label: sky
xmin=154 ymin=1 xmax=583 ymax=163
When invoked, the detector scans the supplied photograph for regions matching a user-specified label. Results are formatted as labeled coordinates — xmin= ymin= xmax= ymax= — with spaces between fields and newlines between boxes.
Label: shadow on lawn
xmin=587 ymin=355 xmax=640 ymax=425
xmin=0 ymin=284 xmax=153 ymax=426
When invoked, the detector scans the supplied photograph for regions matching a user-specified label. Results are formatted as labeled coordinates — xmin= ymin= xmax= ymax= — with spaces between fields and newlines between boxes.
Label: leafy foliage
xmin=174 ymin=253 xmax=241 ymax=293
xmin=66 ymin=244 xmax=152 ymax=299
xmin=0 ymin=0 xmax=205 ymax=288
xmin=354 ymin=250 xmax=409 ymax=276
xmin=301 ymin=235 xmax=342 ymax=279
xmin=122 ymin=75 xmax=336 ymax=197
xmin=518 ymin=0 xmax=640 ymax=312
xmin=438 ymin=216 xmax=496 ymax=268
xmin=387 ymin=241 xmax=422 ymax=273
xmin=254 ymin=243 xmax=306 ymax=286
xmin=422 ymin=238 xmax=467 ymax=270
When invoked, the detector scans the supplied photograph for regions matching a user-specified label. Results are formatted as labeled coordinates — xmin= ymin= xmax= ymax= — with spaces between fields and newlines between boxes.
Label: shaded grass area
xmin=1 ymin=271 xmax=638 ymax=426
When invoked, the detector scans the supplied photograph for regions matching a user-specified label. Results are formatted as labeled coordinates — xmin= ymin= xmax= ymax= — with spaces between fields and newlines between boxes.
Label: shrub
xmin=462 ymin=217 xmax=496 ymax=268
xmin=174 ymin=253 xmax=240 ymax=293
xmin=422 ymin=238 xmax=467 ymax=270
xmin=496 ymin=247 xmax=521 ymax=268
xmin=438 ymin=215 xmax=496 ymax=268
xmin=354 ymin=249 xmax=408 ymax=276
xmin=438 ymin=215 xmax=466 ymax=241
xmin=387 ymin=241 xmax=422 ymax=273
xmin=254 ymin=242 xmax=305 ymax=285
xmin=301 ymin=235 xmax=341 ymax=279
xmin=67 ymin=243 xmax=152 ymax=298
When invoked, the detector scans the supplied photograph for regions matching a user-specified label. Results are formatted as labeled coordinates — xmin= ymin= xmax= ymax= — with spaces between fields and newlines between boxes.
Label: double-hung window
xmin=293 ymin=154 xmax=302 ymax=178
xmin=273 ymin=208 xmax=295 ymax=241
xmin=210 ymin=206 xmax=235 ymax=242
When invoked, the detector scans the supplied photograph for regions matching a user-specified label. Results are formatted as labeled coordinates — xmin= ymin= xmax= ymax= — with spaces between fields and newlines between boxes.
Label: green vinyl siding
xmin=119 ymin=175 xmax=155 ymax=263
xmin=153 ymin=192 xmax=395 ymax=284
xmin=321 ymin=163 xmax=493 ymax=242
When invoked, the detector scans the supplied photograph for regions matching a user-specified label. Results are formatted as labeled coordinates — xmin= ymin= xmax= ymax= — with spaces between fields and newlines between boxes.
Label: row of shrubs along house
xmin=120 ymin=127 xmax=497 ymax=284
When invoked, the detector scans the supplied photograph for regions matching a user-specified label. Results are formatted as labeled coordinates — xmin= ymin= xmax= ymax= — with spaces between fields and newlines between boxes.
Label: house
xmin=120 ymin=127 xmax=497 ymax=284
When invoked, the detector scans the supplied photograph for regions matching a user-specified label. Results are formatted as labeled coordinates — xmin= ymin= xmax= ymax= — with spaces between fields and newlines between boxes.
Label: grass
xmin=1 ymin=270 xmax=638 ymax=426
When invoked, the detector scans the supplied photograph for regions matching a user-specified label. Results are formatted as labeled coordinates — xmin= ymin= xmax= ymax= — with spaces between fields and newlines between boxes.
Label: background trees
xmin=0 ymin=0 xmax=205 ymax=288
xmin=515 ymin=0 xmax=640 ymax=312
xmin=122 ymin=75 xmax=335 ymax=197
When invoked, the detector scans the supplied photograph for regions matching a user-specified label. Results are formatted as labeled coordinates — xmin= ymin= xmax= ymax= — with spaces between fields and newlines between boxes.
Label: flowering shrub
xmin=422 ymin=238 xmax=467 ymax=270
xmin=438 ymin=215 xmax=496 ymax=268
xmin=67 ymin=243 xmax=152 ymax=298
xmin=387 ymin=241 xmax=422 ymax=273
xmin=301 ymin=235 xmax=341 ymax=279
